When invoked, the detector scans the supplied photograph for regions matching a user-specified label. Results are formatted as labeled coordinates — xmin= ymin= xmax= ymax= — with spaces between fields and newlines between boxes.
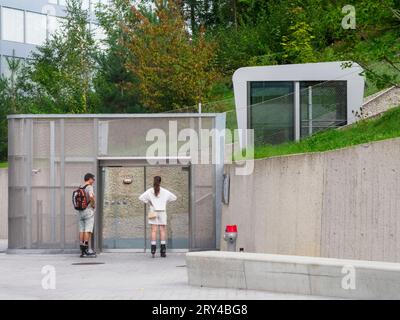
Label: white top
xmin=139 ymin=187 xmax=177 ymax=211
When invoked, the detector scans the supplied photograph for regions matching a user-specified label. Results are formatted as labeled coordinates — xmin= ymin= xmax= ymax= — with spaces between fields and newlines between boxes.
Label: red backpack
xmin=72 ymin=185 xmax=89 ymax=211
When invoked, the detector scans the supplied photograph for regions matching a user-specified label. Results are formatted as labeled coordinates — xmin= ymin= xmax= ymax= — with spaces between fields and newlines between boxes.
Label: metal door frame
xmin=95 ymin=157 xmax=192 ymax=253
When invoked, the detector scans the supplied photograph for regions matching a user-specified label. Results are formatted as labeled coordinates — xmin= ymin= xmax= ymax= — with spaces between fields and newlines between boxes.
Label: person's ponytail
xmin=153 ymin=176 xmax=161 ymax=197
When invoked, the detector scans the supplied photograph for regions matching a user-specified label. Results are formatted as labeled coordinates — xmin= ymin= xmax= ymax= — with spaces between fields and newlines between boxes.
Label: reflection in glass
xmin=300 ymin=81 xmax=347 ymax=138
xmin=26 ymin=12 xmax=47 ymax=45
xmin=249 ymin=81 xmax=294 ymax=145
xmin=2 ymin=8 xmax=24 ymax=43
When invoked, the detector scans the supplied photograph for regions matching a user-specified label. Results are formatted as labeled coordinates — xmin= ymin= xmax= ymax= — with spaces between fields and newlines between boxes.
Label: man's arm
xmin=88 ymin=186 xmax=95 ymax=209
xmin=90 ymin=194 xmax=95 ymax=209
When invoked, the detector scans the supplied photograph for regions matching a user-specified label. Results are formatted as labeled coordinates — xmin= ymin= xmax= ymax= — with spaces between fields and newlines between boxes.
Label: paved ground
xmin=0 ymin=251 xmax=329 ymax=300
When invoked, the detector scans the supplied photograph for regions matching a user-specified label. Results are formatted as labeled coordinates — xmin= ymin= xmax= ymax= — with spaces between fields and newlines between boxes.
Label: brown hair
xmin=153 ymin=176 xmax=161 ymax=197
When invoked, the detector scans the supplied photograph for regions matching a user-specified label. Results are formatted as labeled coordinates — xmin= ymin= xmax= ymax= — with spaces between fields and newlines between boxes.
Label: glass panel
xmin=2 ymin=8 xmax=24 ymax=42
xmin=249 ymin=81 xmax=294 ymax=145
xmin=102 ymin=167 xmax=146 ymax=249
xmin=48 ymin=16 xmax=64 ymax=36
xmin=145 ymin=166 xmax=189 ymax=249
xmin=300 ymin=81 xmax=347 ymax=138
xmin=82 ymin=0 xmax=90 ymax=10
xmin=91 ymin=23 xmax=107 ymax=49
xmin=26 ymin=12 xmax=47 ymax=45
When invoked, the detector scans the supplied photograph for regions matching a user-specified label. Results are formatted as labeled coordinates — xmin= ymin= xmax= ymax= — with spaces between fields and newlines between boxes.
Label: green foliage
xmin=122 ymin=0 xmax=220 ymax=112
xmin=94 ymin=0 xmax=146 ymax=113
xmin=24 ymin=0 xmax=98 ymax=114
xmin=281 ymin=21 xmax=316 ymax=64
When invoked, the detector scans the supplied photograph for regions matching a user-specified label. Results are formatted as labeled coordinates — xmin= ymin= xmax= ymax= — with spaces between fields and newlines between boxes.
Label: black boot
xmin=160 ymin=244 xmax=166 ymax=258
xmin=151 ymin=244 xmax=156 ymax=258
xmin=80 ymin=244 xmax=86 ymax=258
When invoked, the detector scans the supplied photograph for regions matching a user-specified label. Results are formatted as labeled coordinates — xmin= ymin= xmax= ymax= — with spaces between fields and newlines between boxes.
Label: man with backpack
xmin=73 ymin=173 xmax=97 ymax=258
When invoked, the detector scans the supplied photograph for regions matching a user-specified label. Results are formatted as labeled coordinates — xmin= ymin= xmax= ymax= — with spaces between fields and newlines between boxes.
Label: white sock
xmin=161 ymin=240 xmax=166 ymax=245
xmin=151 ymin=241 xmax=156 ymax=245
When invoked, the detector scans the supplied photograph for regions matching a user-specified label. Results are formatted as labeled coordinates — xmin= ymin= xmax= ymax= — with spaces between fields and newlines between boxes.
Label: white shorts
xmin=148 ymin=210 xmax=167 ymax=225
xmin=78 ymin=208 xmax=95 ymax=233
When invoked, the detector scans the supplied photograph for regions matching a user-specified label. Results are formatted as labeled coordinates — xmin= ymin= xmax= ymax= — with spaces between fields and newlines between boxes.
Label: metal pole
xmin=60 ymin=119 xmax=65 ymax=249
xmin=50 ymin=121 xmax=56 ymax=243
xmin=294 ymin=82 xmax=300 ymax=141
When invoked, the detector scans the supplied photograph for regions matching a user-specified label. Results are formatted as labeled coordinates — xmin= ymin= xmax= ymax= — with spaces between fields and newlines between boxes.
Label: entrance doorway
xmin=99 ymin=165 xmax=190 ymax=251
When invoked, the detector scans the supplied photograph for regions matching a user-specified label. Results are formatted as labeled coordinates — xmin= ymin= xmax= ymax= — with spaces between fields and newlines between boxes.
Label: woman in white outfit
xmin=139 ymin=176 xmax=177 ymax=258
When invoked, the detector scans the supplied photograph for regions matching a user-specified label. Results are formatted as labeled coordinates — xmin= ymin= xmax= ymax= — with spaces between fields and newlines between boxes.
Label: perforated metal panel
xmin=7 ymin=114 xmax=225 ymax=251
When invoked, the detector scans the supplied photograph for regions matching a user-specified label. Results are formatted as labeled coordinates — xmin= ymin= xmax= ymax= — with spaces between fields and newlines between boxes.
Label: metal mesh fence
xmin=8 ymin=115 xmax=222 ymax=251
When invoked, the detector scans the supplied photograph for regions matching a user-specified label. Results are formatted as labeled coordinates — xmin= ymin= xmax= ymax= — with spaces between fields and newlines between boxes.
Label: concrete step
xmin=186 ymin=251 xmax=400 ymax=299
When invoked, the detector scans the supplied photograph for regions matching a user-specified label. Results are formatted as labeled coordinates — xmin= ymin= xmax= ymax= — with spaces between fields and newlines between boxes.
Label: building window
xmin=48 ymin=16 xmax=64 ymax=36
xmin=249 ymin=81 xmax=295 ymax=145
xmin=2 ymin=7 xmax=24 ymax=43
xmin=82 ymin=0 xmax=90 ymax=10
xmin=26 ymin=12 xmax=47 ymax=45
xmin=300 ymin=81 xmax=347 ymax=138
xmin=91 ymin=23 xmax=107 ymax=49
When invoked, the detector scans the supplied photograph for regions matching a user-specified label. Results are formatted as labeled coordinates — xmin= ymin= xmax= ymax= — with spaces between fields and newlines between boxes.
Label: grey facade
xmin=7 ymin=113 xmax=226 ymax=252
xmin=0 ymin=0 xmax=106 ymax=77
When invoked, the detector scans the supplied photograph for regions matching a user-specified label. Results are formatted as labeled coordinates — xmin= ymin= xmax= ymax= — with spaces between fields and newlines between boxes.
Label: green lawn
xmin=248 ymin=105 xmax=400 ymax=160
xmin=0 ymin=162 xmax=8 ymax=168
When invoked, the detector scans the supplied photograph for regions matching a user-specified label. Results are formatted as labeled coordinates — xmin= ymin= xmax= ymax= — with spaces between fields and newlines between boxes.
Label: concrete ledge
xmin=186 ymin=251 xmax=400 ymax=299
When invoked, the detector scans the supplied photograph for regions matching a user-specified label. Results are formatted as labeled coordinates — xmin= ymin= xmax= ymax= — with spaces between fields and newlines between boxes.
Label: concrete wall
xmin=222 ymin=138 xmax=400 ymax=263
xmin=0 ymin=169 xmax=8 ymax=239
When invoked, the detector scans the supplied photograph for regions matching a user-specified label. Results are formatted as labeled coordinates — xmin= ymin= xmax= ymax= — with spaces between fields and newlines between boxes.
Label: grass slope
xmin=252 ymin=105 xmax=400 ymax=160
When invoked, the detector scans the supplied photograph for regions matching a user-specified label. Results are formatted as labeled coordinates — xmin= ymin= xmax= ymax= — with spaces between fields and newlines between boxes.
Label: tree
xmin=281 ymin=21 xmax=317 ymax=64
xmin=93 ymin=0 xmax=154 ymax=113
xmin=24 ymin=0 xmax=98 ymax=113
xmin=123 ymin=0 xmax=220 ymax=112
